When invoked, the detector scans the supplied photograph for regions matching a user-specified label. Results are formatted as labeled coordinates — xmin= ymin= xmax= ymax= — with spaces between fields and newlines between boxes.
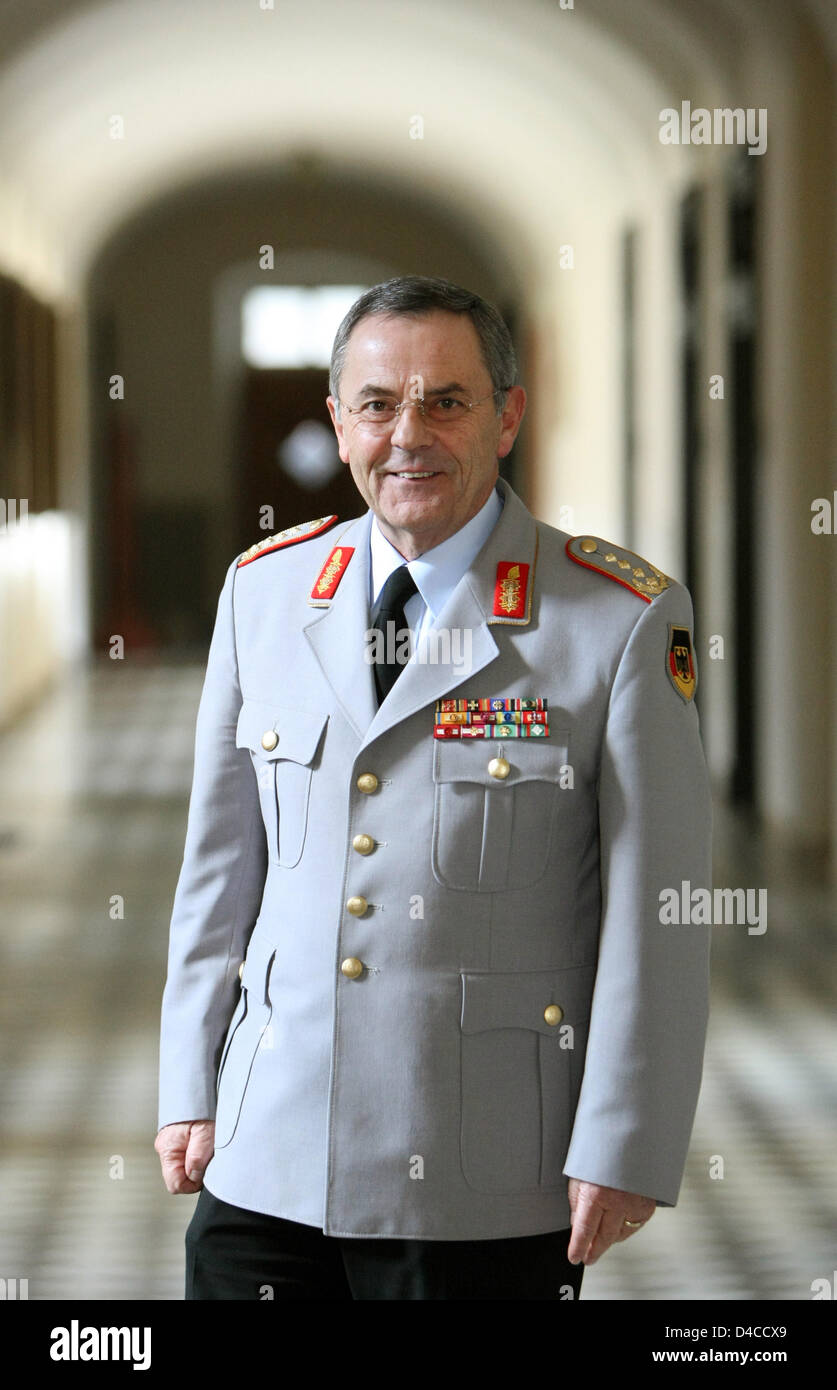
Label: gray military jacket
xmin=158 ymin=477 xmax=712 ymax=1240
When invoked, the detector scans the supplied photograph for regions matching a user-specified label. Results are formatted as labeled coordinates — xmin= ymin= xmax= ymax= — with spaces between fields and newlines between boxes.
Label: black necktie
xmin=371 ymin=565 xmax=418 ymax=705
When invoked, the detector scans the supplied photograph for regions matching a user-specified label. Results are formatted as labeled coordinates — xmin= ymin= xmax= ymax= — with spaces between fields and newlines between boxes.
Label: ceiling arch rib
xmin=0 ymin=0 xmax=725 ymax=285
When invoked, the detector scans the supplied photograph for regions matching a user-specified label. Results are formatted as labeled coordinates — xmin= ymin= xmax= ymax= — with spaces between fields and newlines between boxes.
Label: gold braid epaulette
xmin=237 ymin=515 xmax=339 ymax=567
xmin=565 ymin=535 xmax=670 ymax=603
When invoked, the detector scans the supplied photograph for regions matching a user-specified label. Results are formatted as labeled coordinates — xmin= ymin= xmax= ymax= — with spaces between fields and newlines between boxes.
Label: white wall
xmin=0 ymin=512 xmax=86 ymax=728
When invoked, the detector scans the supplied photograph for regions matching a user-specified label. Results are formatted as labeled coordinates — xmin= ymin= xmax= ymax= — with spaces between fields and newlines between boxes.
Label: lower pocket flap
xmin=461 ymin=966 xmax=595 ymax=1036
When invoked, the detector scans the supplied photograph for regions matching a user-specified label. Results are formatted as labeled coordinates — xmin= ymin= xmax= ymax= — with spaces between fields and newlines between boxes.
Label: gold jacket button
xmin=488 ymin=756 xmax=511 ymax=780
xmin=346 ymin=895 xmax=368 ymax=916
xmin=341 ymin=957 xmax=364 ymax=979
xmin=238 ymin=961 xmax=245 ymax=982
xmin=356 ymin=772 xmax=379 ymax=794
xmin=580 ymin=538 xmax=598 ymax=554
xmin=544 ymin=1004 xmax=564 ymax=1026
xmin=352 ymin=833 xmax=375 ymax=856
xmin=261 ymin=730 xmax=279 ymax=751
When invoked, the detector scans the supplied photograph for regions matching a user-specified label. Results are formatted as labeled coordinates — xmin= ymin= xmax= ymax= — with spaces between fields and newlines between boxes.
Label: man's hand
xmin=567 ymin=1178 xmax=656 ymax=1265
xmin=155 ymin=1120 xmax=216 ymax=1194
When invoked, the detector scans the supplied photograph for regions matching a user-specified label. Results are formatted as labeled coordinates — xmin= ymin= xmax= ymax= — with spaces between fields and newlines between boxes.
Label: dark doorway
xmin=727 ymin=151 xmax=759 ymax=808
xmin=235 ymin=367 xmax=360 ymax=554
xmin=679 ymin=185 xmax=703 ymax=601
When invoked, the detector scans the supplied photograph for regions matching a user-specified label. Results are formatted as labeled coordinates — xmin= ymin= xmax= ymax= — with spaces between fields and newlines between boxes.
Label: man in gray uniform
xmin=155 ymin=276 xmax=712 ymax=1300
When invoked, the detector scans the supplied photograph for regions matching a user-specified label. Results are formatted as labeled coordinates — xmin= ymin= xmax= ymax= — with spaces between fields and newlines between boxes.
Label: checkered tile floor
xmin=0 ymin=661 xmax=834 ymax=1299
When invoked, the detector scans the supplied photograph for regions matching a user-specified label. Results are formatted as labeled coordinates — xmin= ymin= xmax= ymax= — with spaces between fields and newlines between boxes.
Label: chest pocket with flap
xmin=431 ymin=731 xmax=570 ymax=892
xmin=235 ymin=699 xmax=327 ymax=867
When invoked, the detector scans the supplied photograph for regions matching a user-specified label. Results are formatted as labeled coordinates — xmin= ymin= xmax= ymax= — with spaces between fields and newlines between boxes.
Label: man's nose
xmin=389 ymin=400 xmax=434 ymax=449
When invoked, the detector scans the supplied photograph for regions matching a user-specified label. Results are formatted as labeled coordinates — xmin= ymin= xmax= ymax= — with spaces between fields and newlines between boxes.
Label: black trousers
xmin=186 ymin=1186 xmax=585 ymax=1301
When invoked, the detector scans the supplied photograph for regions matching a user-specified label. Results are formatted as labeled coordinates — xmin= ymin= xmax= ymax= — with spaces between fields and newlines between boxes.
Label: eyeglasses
xmin=338 ymin=388 xmax=509 ymax=429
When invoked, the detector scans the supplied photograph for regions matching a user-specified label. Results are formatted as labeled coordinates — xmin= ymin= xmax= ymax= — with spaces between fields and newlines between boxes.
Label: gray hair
xmin=329 ymin=275 xmax=517 ymax=415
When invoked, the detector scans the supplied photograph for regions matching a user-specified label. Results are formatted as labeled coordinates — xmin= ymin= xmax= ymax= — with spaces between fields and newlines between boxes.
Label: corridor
xmin=0 ymin=0 xmax=834 ymax=1311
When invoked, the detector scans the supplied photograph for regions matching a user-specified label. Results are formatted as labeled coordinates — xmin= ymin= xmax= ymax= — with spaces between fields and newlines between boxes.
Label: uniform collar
xmin=369 ymin=484 xmax=504 ymax=617
xmin=303 ymin=477 xmax=537 ymax=744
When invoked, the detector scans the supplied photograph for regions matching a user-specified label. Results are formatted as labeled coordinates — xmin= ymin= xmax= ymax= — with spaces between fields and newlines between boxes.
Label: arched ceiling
xmin=0 ymin=0 xmax=810 ymax=288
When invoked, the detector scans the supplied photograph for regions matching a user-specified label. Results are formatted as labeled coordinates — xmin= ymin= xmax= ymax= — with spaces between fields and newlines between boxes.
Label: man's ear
xmin=326 ymin=396 xmax=351 ymax=465
xmin=497 ymin=385 xmax=527 ymax=461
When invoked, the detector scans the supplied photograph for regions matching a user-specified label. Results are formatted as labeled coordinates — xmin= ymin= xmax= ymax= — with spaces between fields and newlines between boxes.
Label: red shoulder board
xmin=566 ymin=536 xmax=670 ymax=603
xmin=237 ymin=515 xmax=338 ymax=567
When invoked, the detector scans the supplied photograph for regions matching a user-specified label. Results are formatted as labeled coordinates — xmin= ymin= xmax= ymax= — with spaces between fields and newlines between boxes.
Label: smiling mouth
xmin=387 ymin=470 xmax=441 ymax=480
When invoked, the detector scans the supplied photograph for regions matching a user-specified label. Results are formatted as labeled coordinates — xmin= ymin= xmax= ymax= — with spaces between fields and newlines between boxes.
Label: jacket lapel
xmin=358 ymin=479 xmax=539 ymax=753
xmin=303 ymin=481 xmax=539 ymax=750
xmin=358 ymin=579 xmax=500 ymax=751
xmin=303 ymin=512 xmax=378 ymax=739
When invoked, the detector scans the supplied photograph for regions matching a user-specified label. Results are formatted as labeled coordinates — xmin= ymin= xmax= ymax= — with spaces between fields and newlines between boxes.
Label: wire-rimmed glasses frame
xmin=337 ymin=386 xmax=510 ymax=428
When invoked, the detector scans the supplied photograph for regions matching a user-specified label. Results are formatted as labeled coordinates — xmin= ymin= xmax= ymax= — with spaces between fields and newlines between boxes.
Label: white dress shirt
xmin=369 ymin=485 xmax=504 ymax=657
